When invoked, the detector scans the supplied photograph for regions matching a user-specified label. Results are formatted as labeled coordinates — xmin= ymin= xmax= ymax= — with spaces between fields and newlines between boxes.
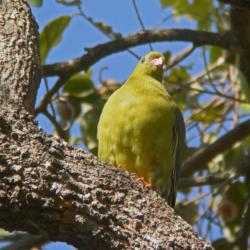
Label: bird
xmin=97 ymin=51 xmax=185 ymax=207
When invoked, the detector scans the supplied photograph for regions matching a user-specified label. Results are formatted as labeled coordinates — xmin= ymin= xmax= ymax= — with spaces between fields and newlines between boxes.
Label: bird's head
xmin=133 ymin=51 xmax=165 ymax=82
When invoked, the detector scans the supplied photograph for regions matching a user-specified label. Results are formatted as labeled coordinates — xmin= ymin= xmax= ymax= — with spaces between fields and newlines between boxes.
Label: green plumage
xmin=97 ymin=51 xmax=185 ymax=207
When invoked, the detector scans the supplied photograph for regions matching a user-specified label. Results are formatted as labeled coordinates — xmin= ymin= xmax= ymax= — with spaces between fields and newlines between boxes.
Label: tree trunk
xmin=0 ymin=0 xmax=213 ymax=249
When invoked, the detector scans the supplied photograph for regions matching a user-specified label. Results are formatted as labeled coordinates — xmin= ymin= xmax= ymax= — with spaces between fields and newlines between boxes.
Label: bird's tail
xmin=167 ymin=166 xmax=177 ymax=208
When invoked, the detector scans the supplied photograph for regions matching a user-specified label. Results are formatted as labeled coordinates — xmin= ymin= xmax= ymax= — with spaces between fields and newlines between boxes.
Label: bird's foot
xmin=130 ymin=173 xmax=151 ymax=188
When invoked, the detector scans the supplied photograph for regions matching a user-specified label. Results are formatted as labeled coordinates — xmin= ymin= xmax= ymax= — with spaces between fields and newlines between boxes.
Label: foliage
xmin=28 ymin=0 xmax=43 ymax=7
xmin=39 ymin=16 xmax=71 ymax=64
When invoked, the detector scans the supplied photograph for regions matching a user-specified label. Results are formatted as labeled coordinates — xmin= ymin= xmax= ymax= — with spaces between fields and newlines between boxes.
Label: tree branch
xmin=234 ymin=194 xmax=250 ymax=250
xmin=35 ymin=76 xmax=68 ymax=115
xmin=179 ymin=172 xmax=233 ymax=187
xmin=230 ymin=7 xmax=250 ymax=88
xmin=0 ymin=0 xmax=213 ymax=249
xmin=218 ymin=0 xmax=250 ymax=10
xmin=181 ymin=118 xmax=250 ymax=176
xmin=0 ymin=0 xmax=40 ymax=113
xmin=37 ymin=30 xmax=232 ymax=116
xmin=43 ymin=29 xmax=233 ymax=78
xmin=166 ymin=44 xmax=196 ymax=71
xmin=0 ymin=105 xmax=213 ymax=250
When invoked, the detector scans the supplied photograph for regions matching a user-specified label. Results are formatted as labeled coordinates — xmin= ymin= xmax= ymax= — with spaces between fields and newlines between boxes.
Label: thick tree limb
xmin=0 ymin=0 xmax=40 ymax=113
xmin=181 ymin=118 xmax=250 ymax=176
xmin=0 ymin=1 xmax=213 ymax=249
xmin=0 ymin=105 xmax=213 ymax=250
xmin=218 ymin=0 xmax=250 ymax=10
xmin=43 ymin=29 xmax=233 ymax=78
xmin=230 ymin=7 xmax=250 ymax=87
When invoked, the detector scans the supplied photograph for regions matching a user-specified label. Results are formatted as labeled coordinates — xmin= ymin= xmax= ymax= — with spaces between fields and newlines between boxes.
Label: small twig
xmin=185 ymin=97 xmax=223 ymax=125
xmin=42 ymin=109 xmax=69 ymax=141
xmin=77 ymin=2 xmax=140 ymax=59
xmin=188 ymin=86 xmax=250 ymax=104
xmin=43 ymin=77 xmax=57 ymax=118
xmin=229 ymin=65 xmax=240 ymax=126
xmin=169 ymin=57 xmax=225 ymax=95
xmin=35 ymin=76 xmax=69 ymax=116
xmin=131 ymin=0 xmax=153 ymax=51
xmin=98 ymin=66 xmax=109 ymax=83
xmin=166 ymin=44 xmax=196 ymax=71
xmin=179 ymin=172 xmax=233 ymax=188
xmin=182 ymin=118 xmax=250 ymax=176
xmin=202 ymin=47 xmax=220 ymax=93
xmin=153 ymin=13 xmax=177 ymax=28
xmin=234 ymin=194 xmax=250 ymax=250
xmin=182 ymin=172 xmax=237 ymax=206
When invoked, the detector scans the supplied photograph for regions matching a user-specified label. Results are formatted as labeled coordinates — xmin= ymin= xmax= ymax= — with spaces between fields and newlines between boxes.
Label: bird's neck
xmin=131 ymin=71 xmax=163 ymax=83
xmin=131 ymin=63 xmax=163 ymax=82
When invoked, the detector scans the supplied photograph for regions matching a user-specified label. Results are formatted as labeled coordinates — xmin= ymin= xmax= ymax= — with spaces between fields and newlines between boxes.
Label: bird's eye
xmin=141 ymin=57 xmax=145 ymax=63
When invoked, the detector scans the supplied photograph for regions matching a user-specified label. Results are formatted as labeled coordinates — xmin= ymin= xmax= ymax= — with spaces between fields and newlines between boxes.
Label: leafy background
xmin=2 ymin=0 xmax=250 ymax=249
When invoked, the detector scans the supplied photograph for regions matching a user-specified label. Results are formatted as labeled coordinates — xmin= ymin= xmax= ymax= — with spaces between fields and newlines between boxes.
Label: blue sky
xmin=30 ymin=1 xmax=204 ymax=249
xmin=34 ymin=0 xmax=201 ymax=141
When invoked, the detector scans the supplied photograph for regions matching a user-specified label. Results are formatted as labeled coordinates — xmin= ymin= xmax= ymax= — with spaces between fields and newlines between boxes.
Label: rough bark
xmin=0 ymin=0 xmax=214 ymax=249
xmin=0 ymin=0 xmax=40 ymax=113
xmin=0 ymin=106 xmax=212 ymax=249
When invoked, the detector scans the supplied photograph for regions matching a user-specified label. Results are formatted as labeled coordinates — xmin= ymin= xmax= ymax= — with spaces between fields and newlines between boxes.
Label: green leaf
xmin=160 ymin=0 xmax=174 ymax=8
xmin=191 ymin=100 xmax=225 ymax=123
xmin=39 ymin=16 xmax=71 ymax=64
xmin=63 ymin=71 xmax=94 ymax=97
xmin=28 ymin=0 xmax=43 ymax=7
xmin=56 ymin=0 xmax=81 ymax=6
xmin=160 ymin=0 xmax=215 ymax=29
xmin=163 ymin=51 xmax=171 ymax=65
xmin=210 ymin=47 xmax=223 ymax=64
xmin=166 ymin=66 xmax=191 ymax=84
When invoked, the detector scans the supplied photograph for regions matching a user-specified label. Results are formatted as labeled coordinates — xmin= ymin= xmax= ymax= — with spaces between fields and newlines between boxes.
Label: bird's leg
xmin=130 ymin=172 xmax=152 ymax=188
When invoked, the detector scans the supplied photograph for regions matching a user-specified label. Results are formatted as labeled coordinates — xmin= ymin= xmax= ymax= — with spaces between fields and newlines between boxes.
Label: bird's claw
xmin=130 ymin=173 xmax=151 ymax=188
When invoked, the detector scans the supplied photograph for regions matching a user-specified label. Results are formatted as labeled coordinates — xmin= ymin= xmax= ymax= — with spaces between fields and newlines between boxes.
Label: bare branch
xmin=182 ymin=118 xmax=250 ymax=176
xmin=35 ymin=76 xmax=69 ymax=115
xmin=166 ymin=44 xmax=196 ymax=71
xmin=42 ymin=109 xmax=69 ymax=141
xmin=43 ymin=29 xmax=233 ymax=77
xmin=131 ymin=0 xmax=153 ymax=51
xmin=188 ymin=86 xmax=249 ymax=104
xmin=169 ymin=57 xmax=226 ymax=95
xmin=234 ymin=194 xmax=250 ymax=250
xmin=179 ymin=172 xmax=232 ymax=187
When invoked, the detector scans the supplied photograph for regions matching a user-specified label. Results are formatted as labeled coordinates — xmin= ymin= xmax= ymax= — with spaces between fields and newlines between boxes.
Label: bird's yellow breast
xmin=97 ymin=76 xmax=177 ymax=193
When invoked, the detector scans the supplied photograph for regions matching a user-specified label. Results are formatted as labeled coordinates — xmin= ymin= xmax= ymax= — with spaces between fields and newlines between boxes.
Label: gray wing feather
xmin=167 ymin=108 xmax=186 ymax=207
